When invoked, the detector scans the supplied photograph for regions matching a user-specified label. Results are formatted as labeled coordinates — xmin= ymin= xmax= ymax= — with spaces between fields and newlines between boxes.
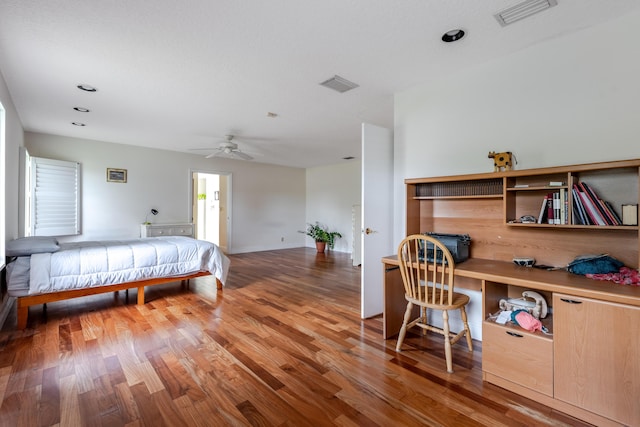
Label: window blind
xmin=31 ymin=157 xmax=81 ymax=236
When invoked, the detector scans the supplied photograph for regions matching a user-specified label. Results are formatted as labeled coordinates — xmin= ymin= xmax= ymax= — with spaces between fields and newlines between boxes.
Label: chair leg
xmin=460 ymin=306 xmax=473 ymax=352
xmin=396 ymin=301 xmax=413 ymax=352
xmin=442 ymin=310 xmax=453 ymax=373
xmin=421 ymin=306 xmax=427 ymax=335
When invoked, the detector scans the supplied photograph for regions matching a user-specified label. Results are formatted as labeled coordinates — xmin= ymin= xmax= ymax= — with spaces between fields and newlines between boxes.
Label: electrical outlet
xmin=281 ymin=237 xmax=284 ymax=242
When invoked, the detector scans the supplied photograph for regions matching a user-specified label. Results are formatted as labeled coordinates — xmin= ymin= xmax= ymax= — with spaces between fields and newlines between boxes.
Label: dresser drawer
xmin=141 ymin=223 xmax=194 ymax=238
xmin=167 ymin=225 xmax=194 ymax=236
xmin=482 ymin=321 xmax=553 ymax=397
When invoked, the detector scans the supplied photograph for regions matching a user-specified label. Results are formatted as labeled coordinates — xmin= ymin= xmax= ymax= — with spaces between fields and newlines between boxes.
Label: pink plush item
xmin=586 ymin=266 xmax=640 ymax=286
xmin=513 ymin=310 xmax=542 ymax=332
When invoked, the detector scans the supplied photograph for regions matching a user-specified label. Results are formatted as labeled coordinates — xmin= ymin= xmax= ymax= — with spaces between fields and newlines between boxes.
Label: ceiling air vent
xmin=319 ymin=75 xmax=359 ymax=93
xmin=494 ymin=0 xmax=558 ymax=27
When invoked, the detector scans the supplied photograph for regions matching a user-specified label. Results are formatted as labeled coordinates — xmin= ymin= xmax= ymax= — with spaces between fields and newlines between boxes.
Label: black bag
xmin=567 ymin=254 xmax=624 ymax=275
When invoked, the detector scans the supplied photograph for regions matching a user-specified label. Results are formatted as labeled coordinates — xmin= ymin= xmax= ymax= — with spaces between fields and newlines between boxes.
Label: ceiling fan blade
xmin=233 ymin=151 xmax=253 ymax=161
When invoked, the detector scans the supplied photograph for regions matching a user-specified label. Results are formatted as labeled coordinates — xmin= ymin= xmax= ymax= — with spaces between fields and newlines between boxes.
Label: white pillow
xmin=6 ymin=236 xmax=60 ymax=256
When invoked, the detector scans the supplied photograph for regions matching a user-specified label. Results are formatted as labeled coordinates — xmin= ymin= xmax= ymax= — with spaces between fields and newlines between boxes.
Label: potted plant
xmin=300 ymin=222 xmax=342 ymax=253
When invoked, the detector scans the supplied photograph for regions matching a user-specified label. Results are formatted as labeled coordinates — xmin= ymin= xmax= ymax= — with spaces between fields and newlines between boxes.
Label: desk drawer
xmin=482 ymin=321 xmax=553 ymax=397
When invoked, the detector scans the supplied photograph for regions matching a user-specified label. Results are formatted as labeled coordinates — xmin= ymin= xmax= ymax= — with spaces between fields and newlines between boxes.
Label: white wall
xmin=0 ymin=71 xmax=24 ymax=242
xmin=305 ymin=161 xmax=361 ymax=253
xmin=25 ymin=132 xmax=306 ymax=253
xmin=0 ymin=68 xmax=25 ymax=326
xmin=393 ymin=9 xmax=640 ymax=340
xmin=394 ymin=8 xmax=640 ymax=243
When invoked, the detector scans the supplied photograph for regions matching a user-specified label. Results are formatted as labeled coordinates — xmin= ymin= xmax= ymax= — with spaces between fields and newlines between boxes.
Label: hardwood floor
xmin=0 ymin=248 xmax=591 ymax=427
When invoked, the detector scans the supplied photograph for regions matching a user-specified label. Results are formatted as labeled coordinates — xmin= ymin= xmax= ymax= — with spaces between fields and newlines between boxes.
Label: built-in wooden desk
xmin=382 ymin=255 xmax=640 ymax=426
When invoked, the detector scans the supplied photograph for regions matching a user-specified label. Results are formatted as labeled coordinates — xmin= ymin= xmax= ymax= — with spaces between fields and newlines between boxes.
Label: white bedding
xmin=11 ymin=236 xmax=230 ymax=296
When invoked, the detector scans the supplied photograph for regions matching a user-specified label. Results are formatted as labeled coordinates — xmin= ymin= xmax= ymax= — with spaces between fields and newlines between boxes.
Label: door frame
xmin=189 ymin=168 xmax=232 ymax=253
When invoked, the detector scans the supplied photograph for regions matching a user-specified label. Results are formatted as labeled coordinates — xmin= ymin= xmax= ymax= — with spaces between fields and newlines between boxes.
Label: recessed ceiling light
xmin=71 ymin=122 xmax=86 ymax=126
xmin=73 ymin=107 xmax=90 ymax=112
xmin=77 ymin=84 xmax=97 ymax=92
xmin=441 ymin=29 xmax=465 ymax=42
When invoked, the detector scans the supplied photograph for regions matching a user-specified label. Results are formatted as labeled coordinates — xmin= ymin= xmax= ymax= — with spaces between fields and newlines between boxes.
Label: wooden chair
xmin=395 ymin=234 xmax=473 ymax=373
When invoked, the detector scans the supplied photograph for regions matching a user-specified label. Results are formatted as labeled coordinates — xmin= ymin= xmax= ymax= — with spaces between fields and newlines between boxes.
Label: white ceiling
xmin=1 ymin=0 xmax=639 ymax=168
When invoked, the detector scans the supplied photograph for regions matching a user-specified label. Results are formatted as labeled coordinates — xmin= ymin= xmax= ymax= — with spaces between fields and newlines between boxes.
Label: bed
xmin=5 ymin=235 xmax=230 ymax=329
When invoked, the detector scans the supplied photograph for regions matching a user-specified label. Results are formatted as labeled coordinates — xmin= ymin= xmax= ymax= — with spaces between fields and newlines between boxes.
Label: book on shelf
xmin=571 ymin=199 xmax=582 ymax=225
xmin=560 ymin=189 xmax=568 ymax=224
xmin=575 ymin=183 xmax=607 ymax=225
xmin=571 ymin=187 xmax=590 ymax=225
xmin=538 ymin=194 xmax=549 ymax=224
xmin=553 ymin=191 xmax=561 ymax=224
xmin=579 ymin=182 xmax=615 ymax=225
xmin=622 ymin=204 xmax=638 ymax=225
xmin=597 ymin=199 xmax=619 ymax=225
xmin=604 ymin=201 xmax=623 ymax=224
xmin=546 ymin=192 xmax=554 ymax=224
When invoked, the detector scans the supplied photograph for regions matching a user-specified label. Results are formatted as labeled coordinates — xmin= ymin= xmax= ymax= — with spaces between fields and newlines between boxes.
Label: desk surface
xmin=382 ymin=256 xmax=640 ymax=307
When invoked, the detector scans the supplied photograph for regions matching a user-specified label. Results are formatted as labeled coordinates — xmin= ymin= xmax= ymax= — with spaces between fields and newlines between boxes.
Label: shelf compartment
xmin=414 ymin=178 xmax=502 ymax=198
xmin=506 ymin=172 xmax=570 ymax=190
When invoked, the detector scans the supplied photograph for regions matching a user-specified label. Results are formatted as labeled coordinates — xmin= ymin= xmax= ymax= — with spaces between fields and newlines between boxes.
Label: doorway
xmin=191 ymin=171 xmax=231 ymax=253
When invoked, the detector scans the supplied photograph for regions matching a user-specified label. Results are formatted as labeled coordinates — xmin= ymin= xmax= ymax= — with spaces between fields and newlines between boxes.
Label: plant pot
xmin=315 ymin=241 xmax=326 ymax=253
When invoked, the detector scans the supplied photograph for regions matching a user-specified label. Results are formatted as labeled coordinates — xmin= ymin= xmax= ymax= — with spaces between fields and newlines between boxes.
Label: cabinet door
xmin=482 ymin=322 xmax=553 ymax=397
xmin=554 ymin=294 xmax=640 ymax=426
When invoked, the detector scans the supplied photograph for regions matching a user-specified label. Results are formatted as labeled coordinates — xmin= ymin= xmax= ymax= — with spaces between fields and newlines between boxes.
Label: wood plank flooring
xmin=0 ymin=248 xmax=592 ymax=426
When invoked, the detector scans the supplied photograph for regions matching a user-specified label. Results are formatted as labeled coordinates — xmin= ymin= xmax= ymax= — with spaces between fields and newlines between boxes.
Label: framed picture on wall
xmin=107 ymin=168 xmax=127 ymax=183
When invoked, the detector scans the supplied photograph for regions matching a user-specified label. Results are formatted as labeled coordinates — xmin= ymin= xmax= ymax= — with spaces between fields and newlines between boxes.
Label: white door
xmin=361 ymin=123 xmax=393 ymax=318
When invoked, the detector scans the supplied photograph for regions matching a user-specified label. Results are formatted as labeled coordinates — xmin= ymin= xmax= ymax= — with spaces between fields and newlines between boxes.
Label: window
xmin=30 ymin=157 xmax=81 ymax=236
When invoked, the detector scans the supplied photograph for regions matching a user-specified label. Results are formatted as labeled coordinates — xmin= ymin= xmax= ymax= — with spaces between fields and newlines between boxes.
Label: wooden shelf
xmin=506 ymin=222 xmax=638 ymax=230
xmin=414 ymin=195 xmax=502 ymax=200
xmin=506 ymin=186 xmax=568 ymax=191
xmin=404 ymin=157 xmax=640 ymax=268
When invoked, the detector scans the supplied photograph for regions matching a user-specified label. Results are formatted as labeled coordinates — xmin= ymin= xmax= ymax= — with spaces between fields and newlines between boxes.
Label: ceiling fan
xmin=193 ymin=135 xmax=254 ymax=160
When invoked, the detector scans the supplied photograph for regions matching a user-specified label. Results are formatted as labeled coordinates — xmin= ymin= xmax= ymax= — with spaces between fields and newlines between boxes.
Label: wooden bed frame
xmin=15 ymin=271 xmax=222 ymax=329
